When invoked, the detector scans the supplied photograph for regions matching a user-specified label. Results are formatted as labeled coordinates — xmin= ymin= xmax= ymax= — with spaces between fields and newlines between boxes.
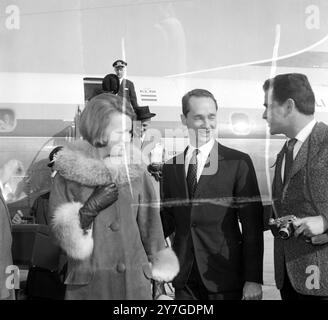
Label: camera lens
xmin=279 ymin=227 xmax=291 ymax=240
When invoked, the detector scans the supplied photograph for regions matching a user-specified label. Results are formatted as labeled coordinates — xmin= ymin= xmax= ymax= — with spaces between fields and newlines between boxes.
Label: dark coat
xmin=49 ymin=141 xmax=179 ymax=300
xmin=161 ymin=141 xmax=264 ymax=293
xmin=273 ymin=122 xmax=328 ymax=296
xmin=30 ymin=192 xmax=50 ymax=225
xmin=118 ymin=79 xmax=138 ymax=110
xmin=0 ymin=190 xmax=14 ymax=299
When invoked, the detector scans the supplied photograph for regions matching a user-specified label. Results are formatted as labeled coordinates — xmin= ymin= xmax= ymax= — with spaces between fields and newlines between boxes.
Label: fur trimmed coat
xmin=48 ymin=140 xmax=179 ymax=300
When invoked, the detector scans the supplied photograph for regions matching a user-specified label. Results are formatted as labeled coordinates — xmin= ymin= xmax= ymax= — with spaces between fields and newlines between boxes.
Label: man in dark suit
xmin=263 ymin=73 xmax=328 ymax=300
xmin=161 ymin=89 xmax=264 ymax=300
xmin=113 ymin=59 xmax=138 ymax=111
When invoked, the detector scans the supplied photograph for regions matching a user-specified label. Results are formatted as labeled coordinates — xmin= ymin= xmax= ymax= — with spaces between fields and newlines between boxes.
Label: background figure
xmin=0 ymin=159 xmax=23 ymax=300
xmin=12 ymin=146 xmax=63 ymax=225
xmin=11 ymin=146 xmax=66 ymax=300
xmin=49 ymin=93 xmax=178 ymax=300
xmin=134 ymin=106 xmax=164 ymax=192
xmin=161 ymin=89 xmax=264 ymax=300
xmin=135 ymin=106 xmax=163 ymax=165
xmin=102 ymin=73 xmax=120 ymax=95
xmin=263 ymin=73 xmax=328 ymax=300
xmin=113 ymin=59 xmax=138 ymax=111
xmin=87 ymin=74 xmax=120 ymax=101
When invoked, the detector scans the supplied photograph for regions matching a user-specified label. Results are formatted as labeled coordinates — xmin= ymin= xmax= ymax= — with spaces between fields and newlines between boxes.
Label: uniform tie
xmin=187 ymin=149 xmax=199 ymax=199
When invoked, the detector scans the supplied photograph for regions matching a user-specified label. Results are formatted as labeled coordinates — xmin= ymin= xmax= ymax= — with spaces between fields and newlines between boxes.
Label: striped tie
xmin=187 ymin=149 xmax=199 ymax=199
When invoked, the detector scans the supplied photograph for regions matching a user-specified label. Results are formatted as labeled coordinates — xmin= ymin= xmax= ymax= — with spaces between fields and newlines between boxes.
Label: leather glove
xmin=147 ymin=163 xmax=163 ymax=182
xmin=79 ymin=183 xmax=118 ymax=230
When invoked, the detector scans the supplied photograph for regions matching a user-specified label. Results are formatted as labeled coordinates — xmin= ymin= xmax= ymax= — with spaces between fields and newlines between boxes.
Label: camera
xmin=268 ymin=215 xmax=297 ymax=240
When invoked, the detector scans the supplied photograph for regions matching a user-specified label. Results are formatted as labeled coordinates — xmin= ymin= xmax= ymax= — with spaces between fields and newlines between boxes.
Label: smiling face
xmin=262 ymin=89 xmax=288 ymax=135
xmin=181 ymin=96 xmax=217 ymax=147
xmin=98 ymin=112 xmax=132 ymax=158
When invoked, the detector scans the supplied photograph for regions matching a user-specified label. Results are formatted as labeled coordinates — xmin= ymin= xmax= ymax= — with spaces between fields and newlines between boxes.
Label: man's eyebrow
xmin=263 ymin=103 xmax=268 ymax=107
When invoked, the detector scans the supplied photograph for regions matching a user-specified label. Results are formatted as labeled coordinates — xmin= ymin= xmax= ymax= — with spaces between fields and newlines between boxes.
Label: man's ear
xmin=181 ymin=114 xmax=187 ymax=126
xmin=285 ymin=98 xmax=295 ymax=115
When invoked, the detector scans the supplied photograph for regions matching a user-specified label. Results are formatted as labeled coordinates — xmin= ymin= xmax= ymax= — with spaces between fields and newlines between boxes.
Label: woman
xmin=49 ymin=93 xmax=179 ymax=300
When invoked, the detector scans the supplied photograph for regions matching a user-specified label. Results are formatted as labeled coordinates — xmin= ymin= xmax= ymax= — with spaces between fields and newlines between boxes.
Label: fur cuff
xmin=51 ymin=202 xmax=94 ymax=260
xmin=150 ymin=248 xmax=179 ymax=282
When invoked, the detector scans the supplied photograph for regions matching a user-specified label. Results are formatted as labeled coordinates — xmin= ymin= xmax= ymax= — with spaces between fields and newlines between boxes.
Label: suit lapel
xmin=194 ymin=142 xmax=224 ymax=197
xmin=285 ymin=138 xmax=309 ymax=185
xmin=307 ymin=122 xmax=325 ymax=164
xmin=283 ymin=123 xmax=323 ymax=193
xmin=174 ymin=151 xmax=189 ymax=199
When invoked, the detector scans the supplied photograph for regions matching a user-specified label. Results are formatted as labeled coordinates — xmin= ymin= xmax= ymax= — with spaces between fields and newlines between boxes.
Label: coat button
xmin=109 ymin=222 xmax=120 ymax=231
xmin=191 ymin=222 xmax=197 ymax=228
xmin=117 ymin=263 xmax=126 ymax=273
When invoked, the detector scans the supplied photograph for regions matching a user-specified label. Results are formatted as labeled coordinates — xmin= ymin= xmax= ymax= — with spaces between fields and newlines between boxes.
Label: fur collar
xmin=54 ymin=140 xmax=147 ymax=187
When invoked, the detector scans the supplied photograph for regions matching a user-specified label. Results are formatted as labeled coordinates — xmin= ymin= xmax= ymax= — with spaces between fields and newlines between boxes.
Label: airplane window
xmin=230 ymin=113 xmax=251 ymax=136
xmin=0 ymin=109 xmax=16 ymax=132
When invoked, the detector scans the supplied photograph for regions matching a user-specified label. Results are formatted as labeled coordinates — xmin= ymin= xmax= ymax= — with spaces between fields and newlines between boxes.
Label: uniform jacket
xmin=118 ymin=79 xmax=138 ymax=111
xmin=161 ymin=141 xmax=264 ymax=293
xmin=49 ymin=140 xmax=179 ymax=300
xmin=273 ymin=122 xmax=328 ymax=295
xmin=0 ymin=190 xmax=14 ymax=299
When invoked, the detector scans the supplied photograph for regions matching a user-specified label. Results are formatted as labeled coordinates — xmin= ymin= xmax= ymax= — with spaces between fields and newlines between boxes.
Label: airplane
xmin=1 ymin=65 xmax=328 ymax=218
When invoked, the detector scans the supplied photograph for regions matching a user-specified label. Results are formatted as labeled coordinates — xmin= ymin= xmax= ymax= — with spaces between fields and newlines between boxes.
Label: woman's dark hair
xmin=102 ymin=74 xmax=120 ymax=94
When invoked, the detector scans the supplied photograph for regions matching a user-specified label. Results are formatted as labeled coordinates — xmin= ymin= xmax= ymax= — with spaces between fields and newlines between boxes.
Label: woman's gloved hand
xmin=79 ymin=183 xmax=118 ymax=230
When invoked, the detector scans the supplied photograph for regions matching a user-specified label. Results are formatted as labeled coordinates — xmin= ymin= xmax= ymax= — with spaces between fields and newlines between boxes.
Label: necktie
xmin=283 ymin=138 xmax=297 ymax=185
xmin=187 ymin=149 xmax=199 ymax=199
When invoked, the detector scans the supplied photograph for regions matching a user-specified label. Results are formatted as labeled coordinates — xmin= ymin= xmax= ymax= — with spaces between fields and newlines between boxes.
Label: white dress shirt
xmin=281 ymin=119 xmax=316 ymax=182
xmin=185 ymin=139 xmax=215 ymax=182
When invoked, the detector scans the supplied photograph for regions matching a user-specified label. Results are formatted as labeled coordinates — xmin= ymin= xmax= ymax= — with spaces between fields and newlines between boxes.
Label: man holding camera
xmin=263 ymin=73 xmax=328 ymax=300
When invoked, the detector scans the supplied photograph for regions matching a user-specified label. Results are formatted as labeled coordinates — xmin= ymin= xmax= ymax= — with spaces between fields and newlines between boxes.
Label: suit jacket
xmin=161 ymin=141 xmax=264 ymax=292
xmin=273 ymin=122 xmax=328 ymax=296
xmin=0 ymin=190 xmax=14 ymax=299
xmin=118 ymin=79 xmax=138 ymax=111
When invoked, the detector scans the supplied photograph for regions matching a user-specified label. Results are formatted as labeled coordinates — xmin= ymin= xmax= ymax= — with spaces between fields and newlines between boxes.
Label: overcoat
xmin=49 ymin=141 xmax=179 ymax=300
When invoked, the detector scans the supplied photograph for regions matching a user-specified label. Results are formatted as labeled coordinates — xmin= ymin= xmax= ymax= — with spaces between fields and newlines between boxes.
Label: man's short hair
xmin=262 ymin=73 xmax=315 ymax=115
xmin=79 ymin=93 xmax=135 ymax=147
xmin=182 ymin=89 xmax=218 ymax=116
